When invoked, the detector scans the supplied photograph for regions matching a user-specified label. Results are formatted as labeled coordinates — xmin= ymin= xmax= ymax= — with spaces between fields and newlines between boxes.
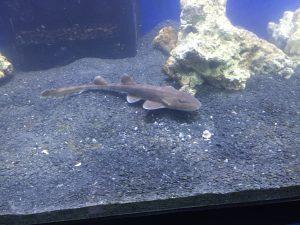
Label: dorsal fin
xmin=93 ymin=76 xmax=108 ymax=85
xmin=121 ymin=75 xmax=136 ymax=85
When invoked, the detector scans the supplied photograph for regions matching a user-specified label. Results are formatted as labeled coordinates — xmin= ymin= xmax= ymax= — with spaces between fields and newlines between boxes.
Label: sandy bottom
xmin=0 ymin=22 xmax=299 ymax=224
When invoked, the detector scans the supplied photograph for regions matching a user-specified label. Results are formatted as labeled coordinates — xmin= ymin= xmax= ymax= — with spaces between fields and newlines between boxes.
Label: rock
xmin=0 ymin=53 xmax=13 ymax=81
xmin=163 ymin=0 xmax=297 ymax=91
xmin=268 ymin=11 xmax=295 ymax=49
xmin=202 ymin=130 xmax=213 ymax=141
xmin=268 ymin=8 xmax=300 ymax=65
xmin=153 ymin=26 xmax=178 ymax=55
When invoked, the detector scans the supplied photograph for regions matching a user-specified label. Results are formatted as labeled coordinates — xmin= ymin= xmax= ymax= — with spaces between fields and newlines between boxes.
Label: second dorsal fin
xmin=121 ymin=75 xmax=136 ymax=85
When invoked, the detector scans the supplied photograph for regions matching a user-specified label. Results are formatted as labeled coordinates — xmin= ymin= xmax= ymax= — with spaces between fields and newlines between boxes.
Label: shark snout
xmin=171 ymin=95 xmax=201 ymax=111
xmin=184 ymin=99 xmax=201 ymax=111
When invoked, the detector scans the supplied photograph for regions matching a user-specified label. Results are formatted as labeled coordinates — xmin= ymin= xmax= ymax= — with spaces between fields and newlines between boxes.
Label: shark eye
xmin=178 ymin=99 xmax=187 ymax=104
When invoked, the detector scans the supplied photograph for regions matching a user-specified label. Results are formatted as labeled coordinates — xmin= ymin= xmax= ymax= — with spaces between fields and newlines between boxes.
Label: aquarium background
xmin=139 ymin=0 xmax=180 ymax=34
xmin=139 ymin=0 xmax=300 ymax=38
xmin=0 ymin=1 xmax=300 ymax=224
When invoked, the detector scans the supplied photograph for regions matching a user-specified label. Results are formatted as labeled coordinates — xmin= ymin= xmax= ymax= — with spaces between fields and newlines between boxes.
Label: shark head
xmin=162 ymin=91 xmax=201 ymax=112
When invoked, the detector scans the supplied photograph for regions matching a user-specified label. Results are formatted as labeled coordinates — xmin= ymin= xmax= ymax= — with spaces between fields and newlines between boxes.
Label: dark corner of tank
xmin=0 ymin=0 xmax=140 ymax=71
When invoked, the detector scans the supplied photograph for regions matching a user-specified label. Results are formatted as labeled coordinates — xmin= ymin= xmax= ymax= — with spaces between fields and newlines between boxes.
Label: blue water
xmin=227 ymin=0 xmax=300 ymax=38
xmin=139 ymin=0 xmax=300 ymax=38
xmin=139 ymin=0 xmax=180 ymax=34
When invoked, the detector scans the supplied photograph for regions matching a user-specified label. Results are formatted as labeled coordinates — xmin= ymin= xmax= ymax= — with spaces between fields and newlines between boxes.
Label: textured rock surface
xmin=0 ymin=22 xmax=299 ymax=225
xmin=0 ymin=53 xmax=13 ymax=80
xmin=268 ymin=8 xmax=300 ymax=64
xmin=153 ymin=26 xmax=178 ymax=55
xmin=164 ymin=0 xmax=297 ymax=92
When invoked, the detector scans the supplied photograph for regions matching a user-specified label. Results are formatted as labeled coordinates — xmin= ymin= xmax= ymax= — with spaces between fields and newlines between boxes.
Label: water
xmin=227 ymin=0 xmax=300 ymax=38
xmin=0 ymin=1 xmax=299 ymax=224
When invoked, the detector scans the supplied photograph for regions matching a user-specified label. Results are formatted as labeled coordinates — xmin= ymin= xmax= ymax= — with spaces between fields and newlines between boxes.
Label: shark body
xmin=41 ymin=75 xmax=201 ymax=111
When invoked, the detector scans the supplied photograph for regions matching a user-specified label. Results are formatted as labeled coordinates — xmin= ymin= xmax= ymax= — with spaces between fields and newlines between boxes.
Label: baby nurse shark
xmin=41 ymin=75 xmax=201 ymax=112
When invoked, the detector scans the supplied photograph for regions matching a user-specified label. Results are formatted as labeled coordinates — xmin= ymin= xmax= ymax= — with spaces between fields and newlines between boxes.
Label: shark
xmin=41 ymin=75 xmax=201 ymax=111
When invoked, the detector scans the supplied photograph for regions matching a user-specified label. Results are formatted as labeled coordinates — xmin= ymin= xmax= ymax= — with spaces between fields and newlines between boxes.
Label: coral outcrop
xmin=153 ymin=26 xmax=178 ymax=55
xmin=164 ymin=0 xmax=297 ymax=92
xmin=0 ymin=53 xmax=13 ymax=81
xmin=268 ymin=8 xmax=300 ymax=65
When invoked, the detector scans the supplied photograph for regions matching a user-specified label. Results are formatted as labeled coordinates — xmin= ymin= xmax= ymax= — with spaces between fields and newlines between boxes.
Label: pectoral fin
xmin=143 ymin=100 xmax=166 ymax=110
xmin=127 ymin=95 xmax=142 ymax=103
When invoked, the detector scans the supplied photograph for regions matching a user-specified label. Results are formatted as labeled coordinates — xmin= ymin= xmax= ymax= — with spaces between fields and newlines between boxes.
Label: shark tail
xmin=41 ymin=85 xmax=91 ymax=97
xmin=41 ymin=75 xmax=108 ymax=98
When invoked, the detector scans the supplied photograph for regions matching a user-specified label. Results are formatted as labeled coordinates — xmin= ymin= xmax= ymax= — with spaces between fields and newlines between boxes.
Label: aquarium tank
xmin=0 ymin=0 xmax=299 ymax=224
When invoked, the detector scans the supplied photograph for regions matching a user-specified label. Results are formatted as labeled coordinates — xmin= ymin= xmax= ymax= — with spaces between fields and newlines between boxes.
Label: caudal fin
xmin=41 ymin=89 xmax=60 ymax=97
xmin=93 ymin=76 xmax=108 ymax=85
xmin=41 ymin=85 xmax=90 ymax=98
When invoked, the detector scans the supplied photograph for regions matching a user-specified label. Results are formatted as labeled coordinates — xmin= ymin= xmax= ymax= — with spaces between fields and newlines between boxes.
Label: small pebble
xmin=41 ymin=149 xmax=49 ymax=155
xmin=75 ymin=162 xmax=81 ymax=167
xmin=202 ymin=130 xmax=212 ymax=140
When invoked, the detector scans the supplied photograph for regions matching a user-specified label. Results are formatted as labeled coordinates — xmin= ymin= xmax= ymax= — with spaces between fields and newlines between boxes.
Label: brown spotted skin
xmin=41 ymin=76 xmax=201 ymax=112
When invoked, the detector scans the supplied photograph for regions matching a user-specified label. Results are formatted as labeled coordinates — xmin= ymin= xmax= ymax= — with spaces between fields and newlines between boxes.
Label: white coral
xmin=164 ymin=0 xmax=296 ymax=91
xmin=268 ymin=8 xmax=300 ymax=64
xmin=0 ymin=53 xmax=13 ymax=79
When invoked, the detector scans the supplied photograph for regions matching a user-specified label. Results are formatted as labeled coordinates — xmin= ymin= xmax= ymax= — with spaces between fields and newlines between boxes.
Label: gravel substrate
xmin=0 ymin=22 xmax=299 ymax=225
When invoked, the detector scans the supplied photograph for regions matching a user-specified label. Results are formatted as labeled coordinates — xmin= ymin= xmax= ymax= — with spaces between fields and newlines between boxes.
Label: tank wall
xmin=139 ymin=0 xmax=180 ymax=34
xmin=139 ymin=0 xmax=299 ymax=38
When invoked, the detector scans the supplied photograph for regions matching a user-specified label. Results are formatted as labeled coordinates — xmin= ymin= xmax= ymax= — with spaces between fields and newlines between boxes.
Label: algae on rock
xmin=164 ymin=0 xmax=297 ymax=92
xmin=0 ymin=53 xmax=13 ymax=81
xmin=153 ymin=26 xmax=178 ymax=55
